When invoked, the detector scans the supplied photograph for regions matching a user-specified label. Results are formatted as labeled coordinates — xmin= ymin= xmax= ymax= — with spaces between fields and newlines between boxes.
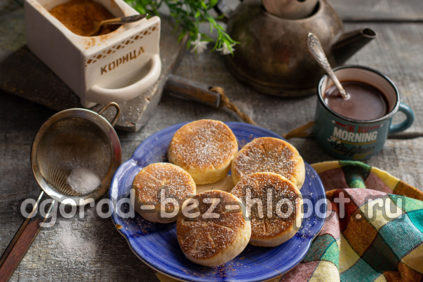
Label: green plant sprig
xmin=125 ymin=0 xmax=237 ymax=54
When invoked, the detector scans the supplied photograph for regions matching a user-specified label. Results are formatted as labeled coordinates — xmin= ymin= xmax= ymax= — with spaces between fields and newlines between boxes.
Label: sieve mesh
xmin=35 ymin=117 xmax=112 ymax=197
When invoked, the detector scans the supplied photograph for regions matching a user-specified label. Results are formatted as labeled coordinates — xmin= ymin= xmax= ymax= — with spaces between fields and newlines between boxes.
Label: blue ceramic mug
xmin=314 ymin=65 xmax=414 ymax=160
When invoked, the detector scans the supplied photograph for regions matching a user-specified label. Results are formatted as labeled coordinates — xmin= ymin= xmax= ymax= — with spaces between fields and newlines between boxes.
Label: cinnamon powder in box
xmin=49 ymin=0 xmax=118 ymax=36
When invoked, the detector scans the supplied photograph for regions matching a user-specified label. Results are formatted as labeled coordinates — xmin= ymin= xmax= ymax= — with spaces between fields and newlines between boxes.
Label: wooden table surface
xmin=1 ymin=0 xmax=422 ymax=280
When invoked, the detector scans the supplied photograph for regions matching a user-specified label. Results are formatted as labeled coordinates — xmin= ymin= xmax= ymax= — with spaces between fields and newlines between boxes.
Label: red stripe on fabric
xmin=318 ymin=168 xmax=349 ymax=191
xmin=280 ymin=261 xmax=320 ymax=282
xmin=364 ymin=172 xmax=393 ymax=193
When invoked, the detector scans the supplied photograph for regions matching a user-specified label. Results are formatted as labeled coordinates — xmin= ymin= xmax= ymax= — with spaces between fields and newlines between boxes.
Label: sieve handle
xmin=98 ymin=102 xmax=121 ymax=126
xmin=0 ymin=192 xmax=55 ymax=281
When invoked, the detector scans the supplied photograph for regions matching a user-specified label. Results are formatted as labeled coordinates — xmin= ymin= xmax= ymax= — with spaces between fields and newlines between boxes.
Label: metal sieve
xmin=32 ymin=102 xmax=121 ymax=205
xmin=0 ymin=102 xmax=122 ymax=280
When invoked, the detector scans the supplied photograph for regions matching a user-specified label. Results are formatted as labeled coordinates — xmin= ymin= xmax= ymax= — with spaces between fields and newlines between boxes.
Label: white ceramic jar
xmin=25 ymin=0 xmax=161 ymax=107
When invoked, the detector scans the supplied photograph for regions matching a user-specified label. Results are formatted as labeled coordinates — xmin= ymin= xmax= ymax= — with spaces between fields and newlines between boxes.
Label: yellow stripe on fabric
xmin=374 ymin=273 xmax=388 ymax=282
xmin=402 ymin=243 xmax=423 ymax=273
xmin=359 ymin=197 xmax=403 ymax=230
xmin=309 ymin=261 xmax=339 ymax=282
xmin=339 ymin=235 xmax=360 ymax=273
xmin=370 ymin=167 xmax=399 ymax=191
xmin=311 ymin=161 xmax=340 ymax=174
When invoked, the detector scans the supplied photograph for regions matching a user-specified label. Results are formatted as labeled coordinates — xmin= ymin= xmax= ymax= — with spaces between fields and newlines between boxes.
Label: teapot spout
xmin=332 ymin=28 xmax=376 ymax=65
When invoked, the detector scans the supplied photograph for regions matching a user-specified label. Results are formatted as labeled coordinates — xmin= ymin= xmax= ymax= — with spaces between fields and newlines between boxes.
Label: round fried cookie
xmin=231 ymin=137 xmax=305 ymax=188
xmin=168 ymin=120 xmax=238 ymax=184
xmin=231 ymin=172 xmax=303 ymax=247
xmin=132 ymin=162 xmax=196 ymax=223
xmin=176 ymin=190 xmax=251 ymax=266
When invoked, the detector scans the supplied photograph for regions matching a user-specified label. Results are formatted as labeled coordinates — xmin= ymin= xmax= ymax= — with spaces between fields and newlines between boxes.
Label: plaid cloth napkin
xmin=281 ymin=161 xmax=423 ymax=282
xmin=157 ymin=161 xmax=423 ymax=282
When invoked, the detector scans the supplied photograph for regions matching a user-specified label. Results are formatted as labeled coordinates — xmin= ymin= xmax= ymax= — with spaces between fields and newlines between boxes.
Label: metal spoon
xmin=87 ymin=14 xmax=147 ymax=36
xmin=307 ymin=32 xmax=350 ymax=100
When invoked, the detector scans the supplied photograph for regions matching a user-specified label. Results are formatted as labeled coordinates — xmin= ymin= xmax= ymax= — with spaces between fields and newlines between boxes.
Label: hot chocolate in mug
xmin=314 ymin=65 xmax=414 ymax=160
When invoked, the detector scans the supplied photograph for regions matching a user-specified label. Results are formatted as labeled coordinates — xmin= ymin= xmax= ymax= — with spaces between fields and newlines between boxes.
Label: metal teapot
xmin=218 ymin=0 xmax=376 ymax=97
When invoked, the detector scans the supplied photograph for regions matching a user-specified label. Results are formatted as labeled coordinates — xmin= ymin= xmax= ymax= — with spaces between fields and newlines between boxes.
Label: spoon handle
xmin=307 ymin=33 xmax=349 ymax=99
xmin=101 ymin=14 xmax=147 ymax=26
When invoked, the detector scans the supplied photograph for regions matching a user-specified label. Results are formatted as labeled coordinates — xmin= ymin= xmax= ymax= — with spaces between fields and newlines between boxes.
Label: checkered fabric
xmin=156 ymin=161 xmax=423 ymax=282
xmin=282 ymin=161 xmax=423 ymax=282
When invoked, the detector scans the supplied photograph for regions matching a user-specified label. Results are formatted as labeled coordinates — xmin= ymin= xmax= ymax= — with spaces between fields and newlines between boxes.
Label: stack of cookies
xmin=132 ymin=119 xmax=305 ymax=266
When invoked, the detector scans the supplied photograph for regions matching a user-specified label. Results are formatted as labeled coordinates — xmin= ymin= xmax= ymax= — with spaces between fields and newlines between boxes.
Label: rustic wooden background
xmin=1 ymin=0 xmax=422 ymax=280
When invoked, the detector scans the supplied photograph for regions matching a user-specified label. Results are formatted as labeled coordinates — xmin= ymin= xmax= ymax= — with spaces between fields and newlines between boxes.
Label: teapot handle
xmin=214 ymin=0 xmax=243 ymax=21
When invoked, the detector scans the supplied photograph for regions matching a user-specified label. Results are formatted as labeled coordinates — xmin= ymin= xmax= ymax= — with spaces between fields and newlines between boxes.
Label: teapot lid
xmin=262 ymin=0 xmax=318 ymax=19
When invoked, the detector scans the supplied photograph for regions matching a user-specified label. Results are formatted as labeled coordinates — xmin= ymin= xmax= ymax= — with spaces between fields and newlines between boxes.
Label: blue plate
xmin=110 ymin=122 xmax=326 ymax=281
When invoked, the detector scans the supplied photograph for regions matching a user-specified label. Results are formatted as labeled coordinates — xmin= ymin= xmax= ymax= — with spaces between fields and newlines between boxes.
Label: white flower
xmin=217 ymin=42 xmax=235 ymax=55
xmin=191 ymin=34 xmax=209 ymax=54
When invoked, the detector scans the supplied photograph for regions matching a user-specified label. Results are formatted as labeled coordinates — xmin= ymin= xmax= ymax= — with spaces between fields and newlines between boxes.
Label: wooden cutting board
xmin=0 ymin=4 xmax=186 ymax=132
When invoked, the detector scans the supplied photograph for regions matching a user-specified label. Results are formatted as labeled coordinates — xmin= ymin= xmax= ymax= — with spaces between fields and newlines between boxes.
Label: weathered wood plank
xmin=329 ymin=0 xmax=423 ymax=22
xmin=1 ymin=88 xmax=422 ymax=281
xmin=223 ymin=0 xmax=423 ymax=21
xmin=289 ymin=138 xmax=423 ymax=188
xmin=171 ymin=24 xmax=423 ymax=133
xmin=236 ymin=22 xmax=423 ymax=130
xmin=0 ymin=0 xmax=20 ymax=15
xmin=343 ymin=23 xmax=423 ymax=133
xmin=0 ymin=8 xmax=186 ymax=132
xmin=1 ymin=2 xmax=423 ymax=282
